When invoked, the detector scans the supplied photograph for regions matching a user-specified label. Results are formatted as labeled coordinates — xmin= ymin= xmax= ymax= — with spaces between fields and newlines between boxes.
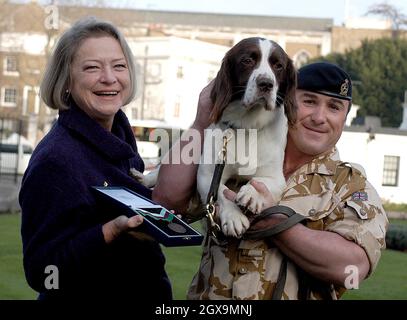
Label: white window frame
xmin=382 ymin=155 xmax=400 ymax=187
xmin=176 ymin=66 xmax=184 ymax=79
xmin=173 ymin=95 xmax=181 ymax=118
xmin=1 ymin=87 xmax=18 ymax=107
xmin=3 ymin=56 xmax=19 ymax=76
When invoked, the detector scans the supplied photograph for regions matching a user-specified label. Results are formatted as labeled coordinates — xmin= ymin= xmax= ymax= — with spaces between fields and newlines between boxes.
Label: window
xmin=207 ymin=70 xmax=216 ymax=83
xmin=382 ymin=155 xmax=400 ymax=186
xmin=131 ymin=107 xmax=139 ymax=120
xmin=1 ymin=87 xmax=17 ymax=107
xmin=293 ymin=50 xmax=311 ymax=69
xmin=3 ymin=56 xmax=19 ymax=76
xmin=176 ymin=66 xmax=184 ymax=79
xmin=173 ymin=96 xmax=181 ymax=118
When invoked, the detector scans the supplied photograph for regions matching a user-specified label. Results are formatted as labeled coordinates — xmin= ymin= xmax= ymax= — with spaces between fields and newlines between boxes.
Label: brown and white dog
xmin=197 ymin=37 xmax=297 ymax=238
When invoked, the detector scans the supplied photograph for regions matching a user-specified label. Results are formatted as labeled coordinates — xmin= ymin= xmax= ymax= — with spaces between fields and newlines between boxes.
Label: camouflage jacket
xmin=187 ymin=148 xmax=388 ymax=300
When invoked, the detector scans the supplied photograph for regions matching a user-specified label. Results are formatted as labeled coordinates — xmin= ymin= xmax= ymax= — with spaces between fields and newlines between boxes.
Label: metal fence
xmin=0 ymin=117 xmax=31 ymax=183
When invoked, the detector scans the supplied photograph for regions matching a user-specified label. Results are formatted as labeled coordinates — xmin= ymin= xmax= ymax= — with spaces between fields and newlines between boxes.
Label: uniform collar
xmin=298 ymin=148 xmax=340 ymax=176
xmin=58 ymin=102 xmax=137 ymax=161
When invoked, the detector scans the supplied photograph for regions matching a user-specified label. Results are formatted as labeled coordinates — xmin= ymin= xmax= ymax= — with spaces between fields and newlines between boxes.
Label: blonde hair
xmin=40 ymin=16 xmax=136 ymax=110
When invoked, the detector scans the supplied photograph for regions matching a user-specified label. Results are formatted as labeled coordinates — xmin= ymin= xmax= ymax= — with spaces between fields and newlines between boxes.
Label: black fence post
xmin=15 ymin=119 xmax=23 ymax=183
xmin=0 ymin=117 xmax=3 ymax=179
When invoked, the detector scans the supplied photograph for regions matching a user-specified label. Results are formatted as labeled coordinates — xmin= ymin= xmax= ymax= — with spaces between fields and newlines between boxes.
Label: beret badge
xmin=340 ymin=79 xmax=349 ymax=97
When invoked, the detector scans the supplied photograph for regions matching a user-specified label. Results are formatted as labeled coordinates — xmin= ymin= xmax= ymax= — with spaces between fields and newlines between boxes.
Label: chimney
xmin=400 ymin=90 xmax=407 ymax=130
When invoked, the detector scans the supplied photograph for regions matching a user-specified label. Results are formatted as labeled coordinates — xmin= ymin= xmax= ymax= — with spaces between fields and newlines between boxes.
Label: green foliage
xmin=311 ymin=38 xmax=407 ymax=127
xmin=383 ymin=202 xmax=407 ymax=213
xmin=386 ymin=224 xmax=407 ymax=251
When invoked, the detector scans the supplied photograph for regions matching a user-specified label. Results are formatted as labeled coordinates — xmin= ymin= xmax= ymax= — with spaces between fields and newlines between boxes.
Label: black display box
xmin=92 ymin=186 xmax=204 ymax=247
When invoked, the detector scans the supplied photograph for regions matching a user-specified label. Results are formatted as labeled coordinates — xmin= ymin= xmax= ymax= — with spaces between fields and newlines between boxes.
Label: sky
xmin=127 ymin=0 xmax=407 ymax=26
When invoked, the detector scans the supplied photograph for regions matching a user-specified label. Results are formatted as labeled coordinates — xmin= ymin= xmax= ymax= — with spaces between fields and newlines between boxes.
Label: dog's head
xmin=210 ymin=37 xmax=297 ymax=126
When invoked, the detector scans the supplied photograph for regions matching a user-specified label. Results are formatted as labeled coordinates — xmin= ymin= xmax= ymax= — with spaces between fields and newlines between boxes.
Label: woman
xmin=19 ymin=17 xmax=172 ymax=300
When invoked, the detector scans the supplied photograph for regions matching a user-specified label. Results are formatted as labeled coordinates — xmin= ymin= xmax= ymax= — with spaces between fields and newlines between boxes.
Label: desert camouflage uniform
xmin=187 ymin=148 xmax=388 ymax=300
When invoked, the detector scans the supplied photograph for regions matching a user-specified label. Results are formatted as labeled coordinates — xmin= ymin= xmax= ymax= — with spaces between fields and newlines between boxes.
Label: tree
xmin=314 ymin=38 xmax=407 ymax=127
xmin=365 ymin=2 xmax=407 ymax=38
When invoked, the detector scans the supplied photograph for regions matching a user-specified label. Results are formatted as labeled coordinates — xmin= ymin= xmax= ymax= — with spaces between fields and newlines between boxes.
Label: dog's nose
xmin=256 ymin=77 xmax=274 ymax=92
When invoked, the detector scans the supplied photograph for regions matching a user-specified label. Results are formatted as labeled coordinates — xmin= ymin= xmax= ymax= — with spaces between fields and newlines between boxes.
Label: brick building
xmin=0 ymin=1 xmax=403 ymax=145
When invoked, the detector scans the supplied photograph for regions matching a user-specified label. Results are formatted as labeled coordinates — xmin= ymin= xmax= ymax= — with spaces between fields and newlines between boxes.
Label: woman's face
xmin=69 ymin=36 xmax=131 ymax=130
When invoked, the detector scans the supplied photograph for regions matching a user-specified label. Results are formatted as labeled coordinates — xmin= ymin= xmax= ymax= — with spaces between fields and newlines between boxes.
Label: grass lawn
xmin=0 ymin=213 xmax=406 ymax=300
xmin=389 ymin=219 xmax=407 ymax=226
xmin=342 ymin=249 xmax=407 ymax=300
xmin=0 ymin=213 xmax=36 ymax=299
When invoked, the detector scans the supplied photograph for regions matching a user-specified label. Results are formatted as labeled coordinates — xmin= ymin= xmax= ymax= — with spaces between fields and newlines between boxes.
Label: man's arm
xmin=271 ymin=222 xmax=370 ymax=286
xmin=223 ymin=183 xmax=370 ymax=287
xmin=152 ymin=81 xmax=214 ymax=213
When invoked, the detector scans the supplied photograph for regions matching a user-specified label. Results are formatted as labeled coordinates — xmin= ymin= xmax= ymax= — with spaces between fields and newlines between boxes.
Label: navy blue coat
xmin=19 ymin=103 xmax=172 ymax=300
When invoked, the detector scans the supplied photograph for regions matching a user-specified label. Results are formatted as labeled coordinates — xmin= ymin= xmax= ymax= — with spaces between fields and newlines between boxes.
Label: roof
xmin=1 ymin=3 xmax=334 ymax=35
xmin=344 ymin=125 xmax=407 ymax=136
xmin=58 ymin=6 xmax=333 ymax=32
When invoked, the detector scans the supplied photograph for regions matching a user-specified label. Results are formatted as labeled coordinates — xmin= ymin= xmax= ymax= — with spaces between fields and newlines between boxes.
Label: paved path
xmin=0 ymin=175 xmax=22 ymax=212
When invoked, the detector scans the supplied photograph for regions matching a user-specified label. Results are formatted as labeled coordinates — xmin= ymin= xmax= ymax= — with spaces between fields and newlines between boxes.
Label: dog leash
xmin=243 ymin=205 xmax=306 ymax=300
xmin=205 ymin=131 xmax=232 ymax=237
xmin=244 ymin=205 xmax=306 ymax=239
xmin=204 ymin=129 xmax=306 ymax=300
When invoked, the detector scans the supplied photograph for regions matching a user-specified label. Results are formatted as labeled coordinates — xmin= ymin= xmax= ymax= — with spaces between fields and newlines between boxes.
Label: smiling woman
xmin=19 ymin=17 xmax=172 ymax=301
xmin=69 ymin=36 xmax=131 ymax=131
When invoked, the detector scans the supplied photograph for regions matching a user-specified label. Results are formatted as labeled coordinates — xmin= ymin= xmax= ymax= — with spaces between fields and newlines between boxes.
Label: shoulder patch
xmin=351 ymin=191 xmax=368 ymax=201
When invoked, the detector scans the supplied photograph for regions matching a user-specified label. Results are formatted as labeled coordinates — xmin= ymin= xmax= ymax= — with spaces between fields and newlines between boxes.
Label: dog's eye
xmin=241 ymin=57 xmax=255 ymax=66
xmin=274 ymin=63 xmax=284 ymax=71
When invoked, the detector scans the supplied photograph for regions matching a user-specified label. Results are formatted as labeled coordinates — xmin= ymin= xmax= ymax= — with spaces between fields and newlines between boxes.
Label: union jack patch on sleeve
xmin=351 ymin=191 xmax=368 ymax=201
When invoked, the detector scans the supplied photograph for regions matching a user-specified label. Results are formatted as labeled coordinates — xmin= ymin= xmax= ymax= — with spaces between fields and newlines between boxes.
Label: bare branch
xmin=365 ymin=2 xmax=407 ymax=31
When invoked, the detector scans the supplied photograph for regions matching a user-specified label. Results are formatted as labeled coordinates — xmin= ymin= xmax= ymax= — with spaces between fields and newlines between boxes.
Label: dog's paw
xmin=129 ymin=168 xmax=158 ymax=188
xmin=129 ymin=168 xmax=145 ymax=183
xmin=219 ymin=209 xmax=250 ymax=238
xmin=235 ymin=183 xmax=265 ymax=214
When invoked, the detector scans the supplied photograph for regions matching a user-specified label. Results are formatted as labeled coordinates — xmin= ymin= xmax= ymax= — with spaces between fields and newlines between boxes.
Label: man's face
xmin=288 ymin=89 xmax=350 ymax=156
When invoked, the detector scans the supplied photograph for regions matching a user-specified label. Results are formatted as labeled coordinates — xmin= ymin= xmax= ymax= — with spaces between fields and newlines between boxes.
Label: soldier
xmin=154 ymin=62 xmax=388 ymax=300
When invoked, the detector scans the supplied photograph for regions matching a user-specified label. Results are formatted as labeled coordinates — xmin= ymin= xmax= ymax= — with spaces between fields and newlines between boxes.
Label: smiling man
xmin=284 ymin=62 xmax=353 ymax=177
xmin=154 ymin=61 xmax=388 ymax=300
xmin=186 ymin=62 xmax=388 ymax=300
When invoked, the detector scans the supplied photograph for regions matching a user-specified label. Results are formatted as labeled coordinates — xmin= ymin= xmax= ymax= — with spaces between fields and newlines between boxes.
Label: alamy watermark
xmin=44 ymin=265 xmax=59 ymax=290
xmin=344 ymin=265 xmax=360 ymax=289
xmin=44 ymin=5 xmax=59 ymax=30
xmin=150 ymin=128 xmax=258 ymax=174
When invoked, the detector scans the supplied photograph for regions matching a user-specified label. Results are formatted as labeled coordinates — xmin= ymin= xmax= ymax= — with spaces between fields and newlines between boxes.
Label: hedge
xmin=386 ymin=224 xmax=407 ymax=252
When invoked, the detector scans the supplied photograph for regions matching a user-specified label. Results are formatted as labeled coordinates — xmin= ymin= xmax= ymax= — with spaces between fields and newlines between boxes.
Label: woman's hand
xmin=102 ymin=215 xmax=144 ymax=244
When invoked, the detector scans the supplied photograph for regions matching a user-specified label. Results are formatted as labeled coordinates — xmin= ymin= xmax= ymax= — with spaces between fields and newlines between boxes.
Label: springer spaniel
xmin=197 ymin=37 xmax=297 ymax=238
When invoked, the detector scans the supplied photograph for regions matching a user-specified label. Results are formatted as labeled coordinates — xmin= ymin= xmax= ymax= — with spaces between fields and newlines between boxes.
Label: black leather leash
xmin=203 ymin=130 xmax=307 ymax=300
xmin=244 ymin=205 xmax=306 ymax=239
xmin=244 ymin=205 xmax=306 ymax=300
xmin=205 ymin=134 xmax=230 ymax=236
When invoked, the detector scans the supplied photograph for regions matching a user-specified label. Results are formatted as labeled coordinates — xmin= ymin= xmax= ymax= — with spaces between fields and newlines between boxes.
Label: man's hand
xmin=102 ymin=215 xmax=144 ymax=244
xmin=192 ymin=79 xmax=215 ymax=131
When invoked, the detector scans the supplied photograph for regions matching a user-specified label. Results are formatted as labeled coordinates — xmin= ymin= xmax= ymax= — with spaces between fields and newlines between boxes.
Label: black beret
xmin=297 ymin=62 xmax=352 ymax=101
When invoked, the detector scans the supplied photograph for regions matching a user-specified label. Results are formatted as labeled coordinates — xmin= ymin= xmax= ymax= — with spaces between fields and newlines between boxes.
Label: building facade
xmin=1 ymin=2 xmax=403 ymax=134
xmin=1 ymin=2 xmax=407 ymax=204
xmin=338 ymin=125 xmax=407 ymax=204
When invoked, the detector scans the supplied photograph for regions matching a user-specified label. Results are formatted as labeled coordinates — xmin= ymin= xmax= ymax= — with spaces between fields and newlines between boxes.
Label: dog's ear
xmin=209 ymin=53 xmax=234 ymax=123
xmin=278 ymin=58 xmax=297 ymax=127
